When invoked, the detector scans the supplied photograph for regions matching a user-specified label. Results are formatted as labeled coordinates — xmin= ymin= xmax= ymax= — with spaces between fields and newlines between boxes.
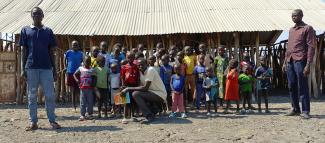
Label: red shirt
xmin=120 ymin=63 xmax=140 ymax=86
xmin=286 ymin=22 xmax=316 ymax=63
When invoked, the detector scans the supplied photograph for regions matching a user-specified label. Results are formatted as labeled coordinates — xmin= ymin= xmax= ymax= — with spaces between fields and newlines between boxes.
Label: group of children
xmin=64 ymin=40 xmax=273 ymax=123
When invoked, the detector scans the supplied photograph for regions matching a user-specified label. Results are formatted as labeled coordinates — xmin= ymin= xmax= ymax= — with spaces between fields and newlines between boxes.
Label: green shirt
xmin=238 ymin=73 xmax=253 ymax=93
xmin=94 ymin=66 xmax=109 ymax=88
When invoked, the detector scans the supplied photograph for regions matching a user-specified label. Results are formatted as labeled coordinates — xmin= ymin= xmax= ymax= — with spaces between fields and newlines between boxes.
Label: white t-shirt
xmin=140 ymin=67 xmax=167 ymax=101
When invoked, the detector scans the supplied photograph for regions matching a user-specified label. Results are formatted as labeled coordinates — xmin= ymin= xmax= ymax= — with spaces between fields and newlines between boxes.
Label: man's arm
xmin=49 ymin=47 xmax=57 ymax=81
xmin=21 ymin=46 xmax=27 ymax=78
xmin=303 ymin=26 xmax=316 ymax=76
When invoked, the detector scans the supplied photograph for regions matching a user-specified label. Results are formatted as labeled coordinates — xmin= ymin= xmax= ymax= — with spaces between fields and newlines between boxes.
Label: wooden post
xmin=234 ymin=32 xmax=240 ymax=61
xmin=129 ymin=36 xmax=133 ymax=50
xmin=216 ymin=33 xmax=221 ymax=48
xmin=255 ymin=32 xmax=260 ymax=66
xmin=83 ymin=36 xmax=87 ymax=55
xmin=0 ymin=33 xmax=3 ymax=51
xmin=54 ymin=35 xmax=61 ymax=102
xmin=15 ymin=34 xmax=22 ymax=104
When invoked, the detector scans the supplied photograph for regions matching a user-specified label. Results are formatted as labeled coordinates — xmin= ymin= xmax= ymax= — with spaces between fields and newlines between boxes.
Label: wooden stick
xmin=255 ymin=32 xmax=260 ymax=66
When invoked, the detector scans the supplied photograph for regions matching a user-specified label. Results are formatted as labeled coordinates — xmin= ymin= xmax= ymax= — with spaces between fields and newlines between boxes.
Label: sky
xmin=276 ymin=0 xmax=325 ymax=43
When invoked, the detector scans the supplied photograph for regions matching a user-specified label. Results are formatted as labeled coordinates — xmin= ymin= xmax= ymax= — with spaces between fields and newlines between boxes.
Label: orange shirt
xmin=225 ymin=69 xmax=239 ymax=101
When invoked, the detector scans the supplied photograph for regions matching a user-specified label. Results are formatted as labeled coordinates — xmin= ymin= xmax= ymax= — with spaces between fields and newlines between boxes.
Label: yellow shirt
xmin=183 ymin=55 xmax=196 ymax=75
xmin=91 ymin=56 xmax=98 ymax=68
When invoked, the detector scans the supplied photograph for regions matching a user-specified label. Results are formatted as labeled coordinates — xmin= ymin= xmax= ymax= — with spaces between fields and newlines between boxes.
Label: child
xmin=120 ymin=52 xmax=140 ymax=124
xmin=183 ymin=46 xmax=197 ymax=105
xmin=148 ymin=55 xmax=160 ymax=74
xmin=169 ymin=64 xmax=187 ymax=118
xmin=203 ymin=67 xmax=219 ymax=116
xmin=160 ymin=55 xmax=173 ymax=107
xmin=193 ymin=54 xmax=206 ymax=112
xmin=64 ymin=40 xmax=83 ymax=110
xmin=109 ymin=63 xmax=121 ymax=117
xmin=224 ymin=59 xmax=240 ymax=113
xmin=214 ymin=46 xmax=228 ymax=107
xmin=74 ymin=55 xmax=96 ymax=121
xmin=255 ymin=56 xmax=272 ymax=113
xmin=90 ymin=46 xmax=100 ymax=68
xmin=238 ymin=65 xmax=254 ymax=113
xmin=94 ymin=55 xmax=110 ymax=118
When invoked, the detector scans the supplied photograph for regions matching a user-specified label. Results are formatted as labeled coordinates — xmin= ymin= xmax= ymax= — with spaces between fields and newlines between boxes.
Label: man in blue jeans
xmin=20 ymin=7 xmax=61 ymax=130
xmin=282 ymin=9 xmax=316 ymax=119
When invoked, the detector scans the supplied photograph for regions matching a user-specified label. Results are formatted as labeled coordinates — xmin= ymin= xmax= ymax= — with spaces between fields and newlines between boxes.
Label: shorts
xmin=66 ymin=73 xmax=78 ymax=87
xmin=111 ymin=88 xmax=120 ymax=105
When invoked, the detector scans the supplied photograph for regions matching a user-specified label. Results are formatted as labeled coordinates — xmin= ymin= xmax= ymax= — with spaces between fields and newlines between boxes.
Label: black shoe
xmin=25 ymin=123 xmax=38 ymax=131
xmin=300 ymin=113 xmax=311 ymax=119
xmin=285 ymin=111 xmax=301 ymax=116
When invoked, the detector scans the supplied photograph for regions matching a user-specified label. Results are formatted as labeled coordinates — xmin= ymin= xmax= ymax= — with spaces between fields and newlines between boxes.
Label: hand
xmin=121 ymin=88 xmax=128 ymax=95
xmin=282 ymin=64 xmax=286 ymax=73
xmin=303 ymin=64 xmax=310 ymax=77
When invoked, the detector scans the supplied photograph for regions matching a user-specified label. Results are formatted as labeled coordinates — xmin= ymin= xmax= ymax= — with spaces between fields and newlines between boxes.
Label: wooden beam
xmin=15 ymin=34 xmax=22 ymax=104
xmin=234 ymin=32 xmax=240 ymax=61
xmin=216 ymin=33 xmax=221 ymax=48
xmin=255 ymin=32 xmax=260 ymax=66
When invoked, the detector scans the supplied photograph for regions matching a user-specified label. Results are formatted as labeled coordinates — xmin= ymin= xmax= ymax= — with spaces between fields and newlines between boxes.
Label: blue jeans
xmin=286 ymin=61 xmax=310 ymax=113
xmin=26 ymin=69 xmax=56 ymax=124
xmin=80 ymin=89 xmax=94 ymax=116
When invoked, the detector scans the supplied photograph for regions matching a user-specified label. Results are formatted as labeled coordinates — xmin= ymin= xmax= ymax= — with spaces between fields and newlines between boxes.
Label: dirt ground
xmin=1 ymin=93 xmax=325 ymax=143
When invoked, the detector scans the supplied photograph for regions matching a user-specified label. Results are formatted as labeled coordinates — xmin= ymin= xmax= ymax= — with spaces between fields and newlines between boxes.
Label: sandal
xmin=79 ymin=116 xmax=86 ymax=121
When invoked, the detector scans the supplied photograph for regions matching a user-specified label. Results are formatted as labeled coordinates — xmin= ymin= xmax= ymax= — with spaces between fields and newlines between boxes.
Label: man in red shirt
xmin=282 ymin=9 xmax=316 ymax=119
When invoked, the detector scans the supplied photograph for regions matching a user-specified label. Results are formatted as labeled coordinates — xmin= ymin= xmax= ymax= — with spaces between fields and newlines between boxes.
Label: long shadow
xmin=150 ymin=116 xmax=193 ymax=124
xmin=311 ymin=114 xmax=325 ymax=119
xmin=40 ymin=125 xmax=122 ymax=132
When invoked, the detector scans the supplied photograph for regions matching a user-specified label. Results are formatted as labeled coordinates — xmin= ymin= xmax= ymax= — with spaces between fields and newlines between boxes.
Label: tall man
xmin=283 ymin=9 xmax=316 ymax=119
xmin=20 ymin=7 xmax=61 ymax=130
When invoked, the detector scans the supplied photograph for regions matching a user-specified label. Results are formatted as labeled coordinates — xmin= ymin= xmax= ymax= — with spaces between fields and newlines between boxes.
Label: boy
xmin=160 ymin=55 xmax=173 ymax=107
xmin=255 ymin=56 xmax=272 ymax=113
xmin=148 ymin=55 xmax=160 ymax=74
xmin=109 ymin=63 xmax=121 ymax=117
xmin=238 ymin=65 xmax=254 ymax=113
xmin=90 ymin=46 xmax=100 ymax=68
xmin=193 ymin=54 xmax=206 ymax=111
xmin=203 ymin=67 xmax=219 ymax=116
xmin=74 ymin=55 xmax=96 ymax=121
xmin=64 ymin=40 xmax=83 ymax=110
xmin=120 ymin=52 xmax=140 ymax=124
xmin=183 ymin=46 xmax=197 ymax=105
xmin=94 ymin=55 xmax=110 ymax=118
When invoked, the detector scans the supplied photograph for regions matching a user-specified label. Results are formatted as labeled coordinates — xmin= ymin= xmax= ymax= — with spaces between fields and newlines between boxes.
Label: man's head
xmin=243 ymin=52 xmax=250 ymax=62
xmin=126 ymin=51 xmax=135 ymax=64
xmin=91 ymin=46 xmax=100 ymax=58
xmin=148 ymin=55 xmax=156 ymax=66
xmin=292 ymin=9 xmax=303 ymax=24
xmin=138 ymin=58 xmax=148 ymax=73
xmin=218 ymin=46 xmax=225 ymax=57
xmin=31 ymin=7 xmax=44 ymax=26
xmin=100 ymin=41 xmax=108 ymax=53
xmin=259 ymin=56 xmax=267 ymax=66
xmin=184 ymin=46 xmax=192 ymax=56
xmin=199 ymin=43 xmax=207 ymax=55
xmin=137 ymin=44 xmax=144 ymax=52
xmin=161 ymin=55 xmax=170 ymax=66
xmin=71 ymin=40 xmax=79 ymax=51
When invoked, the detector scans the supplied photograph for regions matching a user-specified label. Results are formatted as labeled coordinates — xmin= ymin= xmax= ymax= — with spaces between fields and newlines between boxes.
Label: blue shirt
xmin=255 ymin=66 xmax=272 ymax=90
xmin=19 ymin=25 xmax=57 ymax=69
xmin=203 ymin=76 xmax=219 ymax=97
xmin=160 ymin=64 xmax=173 ymax=90
xmin=65 ymin=50 xmax=83 ymax=74
xmin=193 ymin=65 xmax=206 ymax=83
xmin=171 ymin=74 xmax=185 ymax=92
xmin=109 ymin=53 xmax=125 ymax=73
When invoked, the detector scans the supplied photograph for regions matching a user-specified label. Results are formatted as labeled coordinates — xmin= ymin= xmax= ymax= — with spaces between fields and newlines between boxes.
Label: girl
xmin=224 ymin=59 xmax=240 ymax=114
xmin=203 ymin=67 xmax=219 ymax=116
xmin=169 ymin=64 xmax=187 ymax=118
xmin=74 ymin=55 xmax=96 ymax=121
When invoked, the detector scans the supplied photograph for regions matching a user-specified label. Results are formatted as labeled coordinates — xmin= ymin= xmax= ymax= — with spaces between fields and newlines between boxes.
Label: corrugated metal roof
xmin=0 ymin=0 xmax=325 ymax=35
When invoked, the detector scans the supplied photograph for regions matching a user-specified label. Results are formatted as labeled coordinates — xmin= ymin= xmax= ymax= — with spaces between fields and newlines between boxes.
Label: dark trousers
xmin=132 ymin=91 xmax=164 ymax=117
xmin=286 ymin=60 xmax=310 ymax=113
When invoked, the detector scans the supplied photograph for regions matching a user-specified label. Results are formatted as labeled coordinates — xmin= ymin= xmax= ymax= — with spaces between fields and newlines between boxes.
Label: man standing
xmin=64 ymin=40 xmax=83 ymax=111
xmin=283 ymin=9 xmax=316 ymax=119
xmin=20 ymin=7 xmax=61 ymax=130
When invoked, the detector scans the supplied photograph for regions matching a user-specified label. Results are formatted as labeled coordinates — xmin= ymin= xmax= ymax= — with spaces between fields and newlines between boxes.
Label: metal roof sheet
xmin=0 ymin=0 xmax=325 ymax=35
